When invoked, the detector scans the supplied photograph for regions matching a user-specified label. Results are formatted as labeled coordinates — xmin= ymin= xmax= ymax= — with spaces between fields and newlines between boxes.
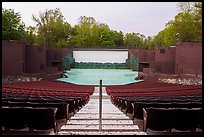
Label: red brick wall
xmin=2 ymin=40 xmax=25 ymax=76
xmin=175 ymin=42 xmax=202 ymax=75
xmin=146 ymin=50 xmax=155 ymax=62
xmin=46 ymin=47 xmax=74 ymax=71
xmin=25 ymin=45 xmax=46 ymax=73
xmin=151 ymin=47 xmax=176 ymax=74
xmin=155 ymin=47 xmax=176 ymax=62
xmin=128 ymin=48 xmax=138 ymax=59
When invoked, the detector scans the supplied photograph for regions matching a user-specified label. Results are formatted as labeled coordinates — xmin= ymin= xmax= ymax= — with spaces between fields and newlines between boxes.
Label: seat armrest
xmin=66 ymin=104 xmax=69 ymax=120
xmin=143 ymin=108 xmax=147 ymax=132
xmin=53 ymin=108 xmax=58 ymax=133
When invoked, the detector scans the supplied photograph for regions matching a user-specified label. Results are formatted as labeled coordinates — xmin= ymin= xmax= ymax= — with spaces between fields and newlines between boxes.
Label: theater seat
xmin=143 ymin=107 xmax=174 ymax=132
xmin=27 ymin=107 xmax=58 ymax=133
xmin=2 ymin=107 xmax=28 ymax=130
xmin=172 ymin=108 xmax=201 ymax=131
xmin=28 ymin=102 xmax=69 ymax=120
xmin=197 ymin=108 xmax=202 ymax=130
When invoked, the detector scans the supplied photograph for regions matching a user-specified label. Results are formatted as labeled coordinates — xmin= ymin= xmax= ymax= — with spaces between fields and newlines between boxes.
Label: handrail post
xmin=99 ymin=80 xmax=102 ymax=132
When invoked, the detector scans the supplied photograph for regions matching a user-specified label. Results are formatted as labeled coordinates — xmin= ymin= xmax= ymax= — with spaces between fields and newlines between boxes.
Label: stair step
xmin=61 ymin=124 xmax=139 ymax=131
xmin=58 ymin=131 xmax=147 ymax=135
xmin=76 ymin=112 xmax=122 ymax=114
xmin=71 ymin=117 xmax=129 ymax=120
xmin=74 ymin=113 xmax=126 ymax=116
xmin=59 ymin=87 xmax=146 ymax=135
xmin=71 ymin=115 xmax=130 ymax=119
xmin=67 ymin=119 xmax=134 ymax=124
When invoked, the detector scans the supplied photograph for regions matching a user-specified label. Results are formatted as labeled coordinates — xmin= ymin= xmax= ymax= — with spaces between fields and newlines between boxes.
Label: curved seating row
xmin=3 ymin=80 xmax=94 ymax=94
xmin=2 ymin=106 xmax=58 ymax=132
xmin=2 ymin=101 xmax=69 ymax=120
xmin=106 ymin=81 xmax=202 ymax=132
xmin=114 ymin=95 xmax=202 ymax=117
xmin=143 ymin=107 xmax=202 ymax=132
xmin=2 ymin=81 xmax=95 ymax=133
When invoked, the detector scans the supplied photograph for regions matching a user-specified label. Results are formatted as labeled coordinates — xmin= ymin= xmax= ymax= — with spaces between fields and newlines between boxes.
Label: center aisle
xmin=58 ymin=87 xmax=146 ymax=135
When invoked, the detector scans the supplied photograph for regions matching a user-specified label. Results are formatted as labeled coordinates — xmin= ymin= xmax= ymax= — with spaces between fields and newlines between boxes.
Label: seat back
xmin=172 ymin=108 xmax=201 ymax=131
xmin=197 ymin=108 xmax=202 ymax=130
xmin=144 ymin=107 xmax=174 ymax=132
xmin=27 ymin=107 xmax=58 ymax=132
xmin=2 ymin=107 xmax=28 ymax=130
xmin=134 ymin=102 xmax=154 ymax=119
xmin=28 ymin=102 xmax=69 ymax=120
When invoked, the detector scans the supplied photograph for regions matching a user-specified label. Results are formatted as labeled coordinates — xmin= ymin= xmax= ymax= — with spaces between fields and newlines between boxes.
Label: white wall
xmin=73 ymin=51 xmax=128 ymax=63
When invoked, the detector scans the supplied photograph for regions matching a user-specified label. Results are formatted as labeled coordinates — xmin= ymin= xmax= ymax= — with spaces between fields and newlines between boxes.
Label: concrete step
xmin=58 ymin=131 xmax=147 ymax=135
xmin=90 ymin=95 xmax=110 ymax=99
xmin=72 ymin=113 xmax=129 ymax=119
xmin=59 ymin=86 xmax=146 ymax=135
xmin=66 ymin=119 xmax=134 ymax=125
xmin=61 ymin=124 xmax=139 ymax=131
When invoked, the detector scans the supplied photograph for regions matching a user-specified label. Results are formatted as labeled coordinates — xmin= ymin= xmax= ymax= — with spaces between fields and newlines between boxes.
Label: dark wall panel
xmin=25 ymin=45 xmax=46 ymax=73
xmin=2 ymin=40 xmax=25 ymax=76
xmin=175 ymin=42 xmax=202 ymax=75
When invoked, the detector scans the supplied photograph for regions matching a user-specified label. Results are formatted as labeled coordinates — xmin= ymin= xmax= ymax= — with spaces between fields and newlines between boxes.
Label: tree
xmin=152 ymin=2 xmax=202 ymax=47
xmin=70 ymin=17 xmax=116 ymax=47
xmin=124 ymin=33 xmax=142 ymax=47
xmin=97 ymin=23 xmax=115 ymax=46
xmin=2 ymin=8 xmax=25 ymax=40
xmin=152 ymin=23 xmax=177 ymax=48
xmin=32 ymin=8 xmax=72 ymax=48
xmin=70 ymin=16 xmax=99 ymax=46
xmin=177 ymin=2 xmax=193 ymax=13
xmin=173 ymin=2 xmax=202 ymax=42
xmin=111 ymin=30 xmax=124 ymax=46
xmin=142 ymin=36 xmax=155 ymax=50
xmin=24 ymin=26 xmax=39 ymax=45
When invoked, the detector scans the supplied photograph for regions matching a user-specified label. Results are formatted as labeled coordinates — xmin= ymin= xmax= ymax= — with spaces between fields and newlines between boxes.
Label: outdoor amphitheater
xmin=2 ymin=40 xmax=202 ymax=135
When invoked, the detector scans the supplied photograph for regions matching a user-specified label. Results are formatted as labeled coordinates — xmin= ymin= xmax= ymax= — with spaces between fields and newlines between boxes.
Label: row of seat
xmin=3 ymin=86 xmax=93 ymax=95
xmin=109 ymin=88 xmax=201 ymax=104
xmin=132 ymin=101 xmax=202 ymax=120
xmin=143 ymin=107 xmax=202 ymax=132
xmin=115 ymin=95 xmax=202 ymax=108
xmin=2 ymin=101 xmax=69 ymax=120
xmin=3 ymin=89 xmax=90 ymax=101
xmin=106 ymin=81 xmax=202 ymax=132
xmin=2 ymin=80 xmax=95 ymax=134
xmin=2 ymin=106 xmax=59 ymax=132
xmin=106 ymin=81 xmax=201 ymax=91
xmin=3 ymin=81 xmax=94 ymax=96
xmin=3 ymin=80 xmax=94 ymax=91
xmin=2 ymin=94 xmax=85 ymax=116
xmin=114 ymin=95 xmax=202 ymax=119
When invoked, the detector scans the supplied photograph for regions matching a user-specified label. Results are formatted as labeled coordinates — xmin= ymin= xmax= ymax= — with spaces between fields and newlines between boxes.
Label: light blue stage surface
xmin=56 ymin=69 xmax=143 ymax=86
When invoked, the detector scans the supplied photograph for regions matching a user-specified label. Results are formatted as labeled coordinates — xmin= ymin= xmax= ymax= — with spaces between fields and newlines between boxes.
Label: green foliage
xmin=2 ymin=8 xmax=25 ymax=40
xmin=24 ymin=26 xmax=39 ymax=45
xmin=32 ymin=8 xmax=72 ymax=48
xmin=152 ymin=25 xmax=177 ymax=47
xmin=62 ymin=53 xmax=75 ymax=70
xmin=125 ymin=58 xmax=130 ymax=68
xmin=142 ymin=36 xmax=154 ymax=50
xmin=129 ymin=55 xmax=138 ymax=71
xmin=3 ymin=3 xmax=201 ymax=49
xmin=153 ymin=2 xmax=202 ymax=47
xmin=69 ymin=16 xmax=117 ymax=47
xmin=74 ymin=62 xmax=128 ymax=69
xmin=124 ymin=33 xmax=142 ymax=47
xmin=111 ymin=31 xmax=124 ymax=46
xmin=70 ymin=16 xmax=98 ymax=46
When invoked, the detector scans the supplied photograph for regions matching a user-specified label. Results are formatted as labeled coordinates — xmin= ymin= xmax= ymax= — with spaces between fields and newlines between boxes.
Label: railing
xmin=99 ymin=80 xmax=102 ymax=131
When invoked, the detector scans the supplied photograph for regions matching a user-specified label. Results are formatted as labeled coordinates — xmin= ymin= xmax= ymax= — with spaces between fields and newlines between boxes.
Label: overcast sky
xmin=2 ymin=2 xmax=181 ymax=37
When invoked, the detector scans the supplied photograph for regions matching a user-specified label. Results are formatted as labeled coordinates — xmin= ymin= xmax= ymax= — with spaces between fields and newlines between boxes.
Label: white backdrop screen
xmin=73 ymin=51 xmax=128 ymax=63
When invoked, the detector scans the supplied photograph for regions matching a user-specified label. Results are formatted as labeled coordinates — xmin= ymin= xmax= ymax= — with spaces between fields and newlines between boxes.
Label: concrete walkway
xmin=58 ymin=87 xmax=146 ymax=135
